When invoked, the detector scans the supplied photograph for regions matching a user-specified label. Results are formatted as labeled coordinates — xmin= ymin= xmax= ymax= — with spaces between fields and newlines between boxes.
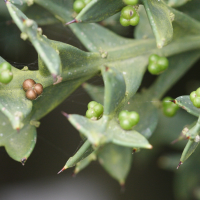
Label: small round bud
xmin=23 ymin=79 xmax=36 ymax=91
xmin=157 ymin=57 xmax=169 ymax=71
xmin=129 ymin=111 xmax=140 ymax=125
xmin=190 ymin=91 xmax=196 ymax=102
xmin=33 ymin=83 xmax=43 ymax=96
xmin=148 ymin=63 xmax=160 ymax=75
xmin=129 ymin=15 xmax=140 ymax=26
xmin=121 ymin=6 xmax=136 ymax=19
xmin=193 ymin=97 xmax=200 ymax=108
xmin=88 ymin=101 xmax=98 ymax=109
xmin=119 ymin=110 xmax=129 ymax=121
xmin=73 ymin=0 xmax=85 ymax=13
xmin=0 ymin=62 xmax=12 ymax=72
xmin=196 ymin=88 xmax=200 ymax=97
xmin=26 ymin=89 xmax=38 ymax=100
xmin=124 ymin=0 xmax=138 ymax=5
xmin=0 ymin=70 xmax=13 ymax=84
xmin=149 ymin=54 xmax=159 ymax=63
xmin=120 ymin=17 xmax=130 ymax=26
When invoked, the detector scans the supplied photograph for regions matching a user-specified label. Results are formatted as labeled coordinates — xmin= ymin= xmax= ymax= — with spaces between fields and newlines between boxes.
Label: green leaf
xmin=98 ymin=143 xmax=132 ymax=185
xmin=82 ymin=83 xmax=104 ymax=105
xmin=75 ymin=0 xmax=125 ymax=23
xmin=61 ymin=140 xmax=94 ymax=169
xmin=134 ymin=5 xmax=154 ymax=40
xmin=67 ymin=114 xmax=110 ymax=146
xmin=180 ymin=139 xmax=199 ymax=164
xmin=6 ymin=1 xmax=61 ymax=76
xmin=0 ymin=112 xmax=36 ymax=162
xmin=110 ymin=120 xmax=153 ymax=149
xmin=175 ymin=96 xmax=200 ymax=118
xmin=164 ymin=0 xmax=188 ymax=7
xmin=24 ymin=4 xmax=59 ymax=26
xmin=178 ymin=0 xmax=200 ymax=21
xmin=142 ymin=0 xmax=173 ymax=48
xmin=102 ymin=66 xmax=126 ymax=116
xmin=74 ymin=152 xmax=97 ymax=174
xmin=34 ymin=0 xmax=74 ymax=22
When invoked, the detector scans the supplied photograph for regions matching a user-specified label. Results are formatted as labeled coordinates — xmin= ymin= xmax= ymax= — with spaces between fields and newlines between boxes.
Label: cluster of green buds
xmin=86 ymin=101 xmax=104 ymax=120
xmin=120 ymin=5 xmax=140 ymax=27
xmin=162 ymin=97 xmax=179 ymax=117
xmin=148 ymin=54 xmax=169 ymax=75
xmin=73 ymin=0 xmax=92 ymax=13
xmin=190 ymin=88 xmax=200 ymax=108
xmin=118 ymin=110 xmax=140 ymax=130
xmin=0 ymin=62 xmax=13 ymax=84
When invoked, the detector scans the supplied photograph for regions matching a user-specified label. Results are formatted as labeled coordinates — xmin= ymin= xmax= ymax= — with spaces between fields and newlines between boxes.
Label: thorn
xmin=171 ymin=138 xmax=179 ymax=145
xmin=120 ymin=182 xmax=125 ymax=193
xmin=82 ymin=83 xmax=86 ymax=88
xmin=61 ymin=111 xmax=69 ymax=119
xmin=16 ymin=128 xmax=20 ymax=133
xmin=65 ymin=19 xmax=77 ymax=26
xmin=132 ymin=148 xmax=137 ymax=154
xmin=52 ymin=74 xmax=57 ymax=83
xmin=147 ymin=144 xmax=153 ymax=149
xmin=71 ymin=172 xmax=76 ymax=177
xmin=169 ymin=99 xmax=176 ymax=104
xmin=57 ymin=166 xmax=67 ymax=174
xmin=177 ymin=161 xmax=182 ymax=169
xmin=21 ymin=158 xmax=27 ymax=166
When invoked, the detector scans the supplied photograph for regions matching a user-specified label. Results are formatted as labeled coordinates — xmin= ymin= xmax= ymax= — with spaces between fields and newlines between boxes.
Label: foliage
xmin=1 ymin=0 xmax=200 ymax=199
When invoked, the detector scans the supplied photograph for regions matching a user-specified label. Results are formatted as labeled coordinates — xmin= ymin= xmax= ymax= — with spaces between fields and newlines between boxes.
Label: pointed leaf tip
xmin=120 ymin=182 xmax=125 ymax=193
xmin=61 ymin=111 xmax=69 ymax=119
xmin=57 ymin=166 xmax=67 ymax=174
xmin=177 ymin=161 xmax=183 ymax=169
xmin=21 ymin=158 xmax=27 ymax=166
xmin=65 ymin=19 xmax=77 ymax=26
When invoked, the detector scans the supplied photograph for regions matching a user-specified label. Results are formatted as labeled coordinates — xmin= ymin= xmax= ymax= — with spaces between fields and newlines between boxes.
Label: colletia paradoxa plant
xmin=1 ymin=0 xmax=200 ymax=199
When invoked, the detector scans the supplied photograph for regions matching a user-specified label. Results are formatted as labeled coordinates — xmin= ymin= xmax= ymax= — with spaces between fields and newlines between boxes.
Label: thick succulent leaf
xmin=74 ymin=152 xmax=97 ymax=174
xmin=110 ymin=120 xmax=152 ymax=149
xmin=0 ymin=58 xmax=32 ymax=130
xmin=0 ymin=38 xmax=102 ymax=162
xmin=125 ymin=93 xmax=159 ymax=139
xmin=180 ymin=139 xmax=199 ymax=164
xmin=82 ymin=83 xmax=104 ymax=105
xmin=102 ymin=67 xmax=126 ymax=116
xmin=134 ymin=5 xmax=154 ymax=40
xmin=24 ymin=4 xmax=59 ymax=25
xmin=34 ymin=0 xmax=74 ymax=22
xmin=142 ymin=0 xmax=173 ymax=48
xmin=170 ymin=7 xmax=200 ymax=39
xmin=0 ymin=112 xmax=36 ymax=162
xmin=6 ymin=1 xmax=61 ymax=76
xmin=179 ymin=118 xmax=200 ymax=164
xmin=63 ymin=140 xmax=94 ymax=169
xmin=98 ymin=143 xmax=132 ymax=184
xmin=148 ymin=50 xmax=200 ymax=100
xmin=164 ymin=0 xmax=188 ymax=7
xmin=75 ymin=0 xmax=125 ymax=23
xmin=174 ymin=147 xmax=200 ymax=200
xmin=178 ymin=0 xmax=200 ymax=21
xmin=107 ymin=55 xmax=149 ymax=99
xmin=175 ymin=96 xmax=200 ymax=118
xmin=67 ymin=115 xmax=110 ymax=146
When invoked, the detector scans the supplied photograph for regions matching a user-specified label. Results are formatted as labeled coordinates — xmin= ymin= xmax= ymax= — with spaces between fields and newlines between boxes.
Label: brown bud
xmin=33 ymin=83 xmax=43 ymax=96
xmin=26 ymin=88 xmax=38 ymax=100
xmin=23 ymin=79 xmax=36 ymax=91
